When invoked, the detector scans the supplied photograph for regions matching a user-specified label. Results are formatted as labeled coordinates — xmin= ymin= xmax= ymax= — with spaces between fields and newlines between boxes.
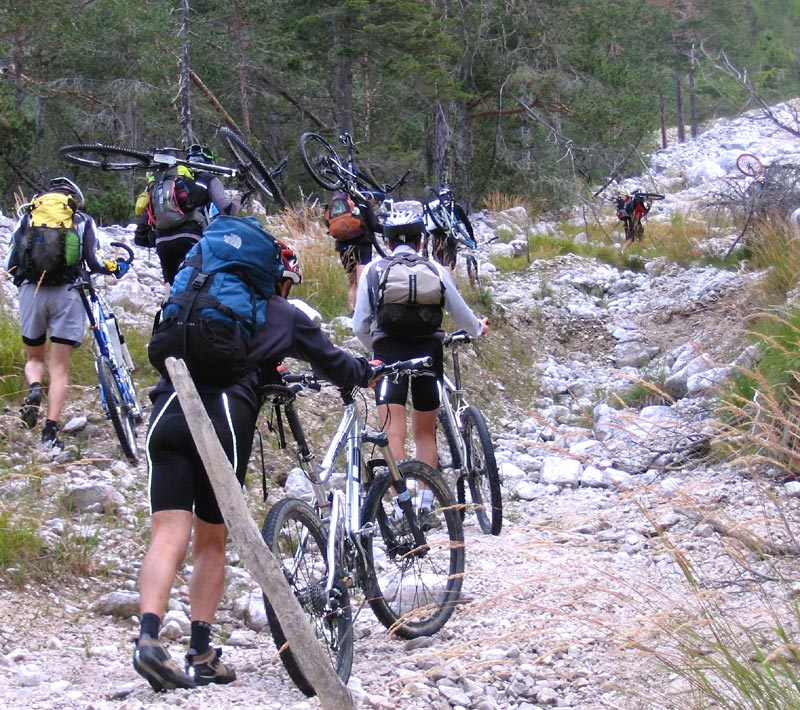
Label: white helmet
xmin=383 ymin=210 xmax=424 ymax=243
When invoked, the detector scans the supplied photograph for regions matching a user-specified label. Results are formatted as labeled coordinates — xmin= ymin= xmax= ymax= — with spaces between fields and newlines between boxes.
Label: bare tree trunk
xmin=331 ymin=16 xmax=354 ymax=136
xmin=688 ymin=45 xmax=698 ymax=138
xmin=232 ymin=0 xmax=251 ymax=137
xmin=165 ymin=358 xmax=355 ymax=710
xmin=659 ymin=81 xmax=668 ymax=149
xmin=674 ymin=69 xmax=685 ymax=143
xmin=428 ymin=102 xmax=451 ymax=188
xmin=179 ymin=0 xmax=193 ymax=147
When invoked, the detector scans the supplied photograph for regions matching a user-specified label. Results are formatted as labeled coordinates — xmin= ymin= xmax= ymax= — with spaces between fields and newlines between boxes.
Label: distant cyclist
xmin=616 ymin=190 xmax=652 ymax=253
xmin=135 ymin=144 xmax=241 ymax=285
xmin=423 ymin=186 xmax=474 ymax=272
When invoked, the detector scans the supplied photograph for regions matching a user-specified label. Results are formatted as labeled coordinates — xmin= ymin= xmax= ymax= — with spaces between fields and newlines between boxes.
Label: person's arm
xmin=207 ymin=176 xmax=241 ymax=216
xmin=5 ymin=216 xmax=28 ymax=284
xmin=439 ymin=265 xmax=484 ymax=337
xmin=79 ymin=215 xmax=116 ymax=275
xmin=454 ymin=204 xmax=474 ymax=240
xmin=352 ymin=262 xmax=377 ymax=349
xmin=359 ymin=198 xmax=383 ymax=235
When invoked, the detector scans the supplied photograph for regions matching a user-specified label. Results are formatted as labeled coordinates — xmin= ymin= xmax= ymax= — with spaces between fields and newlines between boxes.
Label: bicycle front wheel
xmin=59 ymin=144 xmax=152 ymax=171
xmin=361 ymin=460 xmax=465 ymax=638
xmin=261 ymin=498 xmax=353 ymax=697
xmin=96 ymin=356 xmax=138 ymax=462
xmin=298 ymin=133 xmax=344 ymax=191
xmin=218 ymin=127 xmax=286 ymax=207
xmin=463 ymin=406 xmax=502 ymax=536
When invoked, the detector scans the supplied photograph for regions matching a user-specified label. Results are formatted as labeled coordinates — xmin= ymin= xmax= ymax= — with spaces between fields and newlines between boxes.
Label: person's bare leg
xmin=45 ymin=342 xmax=74 ymax=423
xmin=411 ymin=408 xmax=439 ymax=469
xmin=378 ymin=403 xmax=408 ymax=461
xmin=139 ymin=510 xmax=193 ymax=618
xmin=23 ymin=343 xmax=46 ymax=388
xmin=189 ymin=518 xmax=228 ymax=624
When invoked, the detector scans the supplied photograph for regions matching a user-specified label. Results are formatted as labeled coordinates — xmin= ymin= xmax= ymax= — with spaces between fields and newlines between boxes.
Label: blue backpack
xmin=147 ymin=215 xmax=282 ymax=385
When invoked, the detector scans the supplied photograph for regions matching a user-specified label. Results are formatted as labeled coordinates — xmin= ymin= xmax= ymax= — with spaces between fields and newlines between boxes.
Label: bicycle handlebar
xmin=373 ymin=356 xmax=434 ymax=378
xmin=109 ymin=241 xmax=135 ymax=264
xmin=443 ymin=331 xmax=472 ymax=347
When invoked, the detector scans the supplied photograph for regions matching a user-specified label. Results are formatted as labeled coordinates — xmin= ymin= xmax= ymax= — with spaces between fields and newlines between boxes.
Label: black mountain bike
xmin=70 ymin=242 xmax=143 ymax=462
xmin=59 ymin=128 xmax=286 ymax=208
xmin=298 ymin=131 xmax=409 ymax=205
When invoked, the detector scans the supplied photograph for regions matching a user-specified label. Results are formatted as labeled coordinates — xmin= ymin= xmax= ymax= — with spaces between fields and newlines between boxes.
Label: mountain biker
xmin=133 ymin=243 xmax=380 ymax=692
xmin=5 ymin=177 xmax=129 ymax=451
xmin=423 ymin=186 xmax=475 ymax=272
xmin=352 ymin=210 xmax=488 ymax=479
xmin=324 ymin=192 xmax=384 ymax=310
xmin=137 ymin=145 xmax=241 ymax=285
xmin=617 ymin=190 xmax=652 ymax=253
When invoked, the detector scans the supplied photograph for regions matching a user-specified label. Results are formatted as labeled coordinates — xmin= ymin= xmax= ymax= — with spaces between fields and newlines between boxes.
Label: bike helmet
xmin=49 ymin=177 xmax=85 ymax=209
xmin=438 ymin=186 xmax=454 ymax=205
xmin=383 ymin=210 xmax=425 ymax=243
xmin=277 ymin=242 xmax=302 ymax=285
xmin=187 ymin=144 xmax=216 ymax=164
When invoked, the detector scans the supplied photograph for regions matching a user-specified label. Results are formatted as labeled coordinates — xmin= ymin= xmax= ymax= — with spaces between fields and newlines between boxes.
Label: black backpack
xmin=16 ymin=192 xmax=82 ymax=285
xmin=376 ymin=253 xmax=445 ymax=336
xmin=146 ymin=166 xmax=206 ymax=231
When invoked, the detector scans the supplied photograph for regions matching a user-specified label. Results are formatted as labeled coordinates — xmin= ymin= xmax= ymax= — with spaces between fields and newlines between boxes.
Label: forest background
xmin=1 ymin=0 xmax=799 ymax=224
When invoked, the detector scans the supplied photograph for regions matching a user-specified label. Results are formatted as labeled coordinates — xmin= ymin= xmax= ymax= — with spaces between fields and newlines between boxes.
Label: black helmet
xmin=187 ymin=144 xmax=215 ymax=164
xmin=49 ymin=177 xmax=85 ymax=209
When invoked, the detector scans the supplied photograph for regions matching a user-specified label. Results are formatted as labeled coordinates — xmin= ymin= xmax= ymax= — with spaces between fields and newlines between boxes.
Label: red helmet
xmin=278 ymin=243 xmax=302 ymax=284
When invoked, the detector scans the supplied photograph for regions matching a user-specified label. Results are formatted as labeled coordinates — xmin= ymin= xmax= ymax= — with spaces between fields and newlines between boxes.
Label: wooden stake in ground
xmin=165 ymin=357 xmax=355 ymax=710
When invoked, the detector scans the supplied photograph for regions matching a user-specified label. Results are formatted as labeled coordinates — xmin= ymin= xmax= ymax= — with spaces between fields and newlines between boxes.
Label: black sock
xmin=140 ymin=613 xmax=161 ymax=640
xmin=189 ymin=620 xmax=213 ymax=655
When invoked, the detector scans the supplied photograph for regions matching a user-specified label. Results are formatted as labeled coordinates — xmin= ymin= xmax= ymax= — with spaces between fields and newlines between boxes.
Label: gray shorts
xmin=18 ymin=283 xmax=87 ymax=347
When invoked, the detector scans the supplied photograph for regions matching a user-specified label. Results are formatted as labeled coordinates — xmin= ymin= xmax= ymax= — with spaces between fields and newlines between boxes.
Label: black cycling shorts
xmin=146 ymin=391 xmax=256 ymax=524
xmin=373 ymin=338 xmax=443 ymax=412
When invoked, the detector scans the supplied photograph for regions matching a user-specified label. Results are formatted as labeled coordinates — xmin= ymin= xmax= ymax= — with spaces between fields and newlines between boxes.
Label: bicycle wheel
xmin=59 ymin=144 xmax=152 ymax=171
xmin=361 ymin=460 xmax=465 ymax=639
xmin=737 ymin=153 xmax=763 ymax=178
xmin=261 ymin=498 xmax=353 ymax=697
xmin=96 ymin=356 xmax=138 ymax=462
xmin=218 ymin=127 xmax=286 ymax=208
xmin=463 ymin=406 xmax=502 ymax=536
xmin=436 ymin=411 xmax=467 ymax=521
xmin=298 ymin=133 xmax=344 ymax=191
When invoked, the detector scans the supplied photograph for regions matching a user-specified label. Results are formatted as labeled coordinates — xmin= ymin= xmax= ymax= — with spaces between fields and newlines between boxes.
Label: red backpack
xmin=324 ymin=192 xmax=365 ymax=241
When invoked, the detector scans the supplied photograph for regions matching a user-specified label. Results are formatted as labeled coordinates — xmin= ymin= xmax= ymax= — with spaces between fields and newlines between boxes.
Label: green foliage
xmin=0 ymin=301 xmax=25 ymax=399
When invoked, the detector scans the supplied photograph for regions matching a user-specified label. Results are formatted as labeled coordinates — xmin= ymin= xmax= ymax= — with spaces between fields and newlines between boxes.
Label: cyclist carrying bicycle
xmin=134 ymin=144 xmax=241 ymax=285
xmin=323 ymin=191 xmax=384 ymax=310
xmin=133 ymin=243 xmax=382 ymax=693
xmin=423 ymin=186 xmax=475 ymax=272
xmin=617 ymin=190 xmax=652 ymax=253
xmin=353 ymin=210 xmax=488 ymax=486
xmin=5 ymin=177 xmax=129 ymax=451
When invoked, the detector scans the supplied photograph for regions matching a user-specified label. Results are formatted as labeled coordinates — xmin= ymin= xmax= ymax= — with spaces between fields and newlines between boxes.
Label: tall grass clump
xmin=746 ymin=219 xmax=800 ymax=302
xmin=0 ymin=299 xmax=25 ymax=399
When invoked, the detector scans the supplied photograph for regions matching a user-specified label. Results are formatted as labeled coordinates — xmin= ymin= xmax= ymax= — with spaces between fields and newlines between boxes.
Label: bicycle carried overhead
xmin=298 ymin=131 xmax=410 ymax=206
xmin=69 ymin=241 xmax=143 ymax=462
xmin=259 ymin=357 xmax=465 ymax=696
xmin=436 ymin=330 xmax=502 ymax=535
xmin=59 ymin=129 xmax=287 ymax=208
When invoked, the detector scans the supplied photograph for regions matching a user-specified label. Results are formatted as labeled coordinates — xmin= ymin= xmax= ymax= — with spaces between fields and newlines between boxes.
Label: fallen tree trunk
xmin=165 ymin=357 xmax=355 ymax=709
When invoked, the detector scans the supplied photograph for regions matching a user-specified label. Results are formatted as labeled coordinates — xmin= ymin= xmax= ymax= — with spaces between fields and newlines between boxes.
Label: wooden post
xmin=165 ymin=357 xmax=355 ymax=710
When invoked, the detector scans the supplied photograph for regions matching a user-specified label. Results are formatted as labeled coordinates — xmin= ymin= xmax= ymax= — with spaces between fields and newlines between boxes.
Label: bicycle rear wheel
xmin=361 ymin=461 xmax=465 ymax=639
xmin=59 ymin=144 xmax=152 ymax=171
xmin=463 ymin=406 xmax=502 ymax=536
xmin=737 ymin=153 xmax=763 ymax=178
xmin=218 ymin=127 xmax=286 ymax=208
xmin=261 ymin=498 xmax=353 ymax=697
xmin=96 ymin=356 xmax=138 ymax=462
xmin=298 ymin=133 xmax=344 ymax=191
